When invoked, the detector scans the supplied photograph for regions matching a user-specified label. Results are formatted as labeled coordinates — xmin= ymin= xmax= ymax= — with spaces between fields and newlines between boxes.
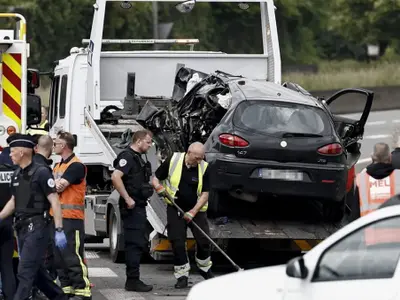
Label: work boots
xmin=199 ymin=269 xmax=215 ymax=280
xmin=125 ymin=279 xmax=153 ymax=292
xmin=174 ymin=276 xmax=188 ymax=289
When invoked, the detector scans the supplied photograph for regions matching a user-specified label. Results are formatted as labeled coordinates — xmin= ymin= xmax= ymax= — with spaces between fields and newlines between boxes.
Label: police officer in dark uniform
xmin=0 ymin=155 xmax=16 ymax=299
xmin=111 ymin=129 xmax=154 ymax=293
xmin=0 ymin=134 xmax=68 ymax=300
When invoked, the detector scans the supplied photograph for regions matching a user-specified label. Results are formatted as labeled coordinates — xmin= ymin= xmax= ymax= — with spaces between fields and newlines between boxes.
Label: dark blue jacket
xmin=0 ymin=147 xmax=13 ymax=165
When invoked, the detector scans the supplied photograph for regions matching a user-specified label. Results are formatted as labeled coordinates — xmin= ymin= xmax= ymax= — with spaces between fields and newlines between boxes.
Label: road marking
xmin=85 ymin=251 xmax=100 ymax=259
xmin=88 ymin=267 xmax=118 ymax=277
xmin=363 ymin=134 xmax=391 ymax=140
xmin=366 ymin=121 xmax=386 ymax=126
xmin=393 ymin=120 xmax=400 ymax=123
xmin=99 ymin=289 xmax=146 ymax=300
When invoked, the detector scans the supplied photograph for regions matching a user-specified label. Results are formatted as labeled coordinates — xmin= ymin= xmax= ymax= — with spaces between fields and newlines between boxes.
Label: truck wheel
xmin=323 ymin=199 xmax=345 ymax=222
xmin=109 ymin=206 xmax=125 ymax=263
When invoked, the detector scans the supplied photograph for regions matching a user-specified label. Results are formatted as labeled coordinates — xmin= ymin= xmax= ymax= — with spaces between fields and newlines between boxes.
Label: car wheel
xmin=109 ymin=206 xmax=125 ymax=263
xmin=322 ymin=199 xmax=345 ymax=223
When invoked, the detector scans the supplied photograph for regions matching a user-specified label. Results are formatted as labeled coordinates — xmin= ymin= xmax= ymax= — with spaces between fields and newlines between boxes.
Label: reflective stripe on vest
xmin=51 ymin=155 xmax=86 ymax=219
xmin=26 ymin=120 xmax=49 ymax=135
xmin=356 ymin=169 xmax=400 ymax=217
xmin=162 ymin=152 xmax=208 ymax=212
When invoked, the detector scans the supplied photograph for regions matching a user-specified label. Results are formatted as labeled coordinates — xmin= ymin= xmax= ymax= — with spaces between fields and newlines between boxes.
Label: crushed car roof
xmin=228 ymin=78 xmax=322 ymax=108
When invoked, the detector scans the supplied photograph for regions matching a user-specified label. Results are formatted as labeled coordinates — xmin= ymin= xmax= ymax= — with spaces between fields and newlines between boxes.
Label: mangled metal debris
xmin=136 ymin=67 xmax=234 ymax=158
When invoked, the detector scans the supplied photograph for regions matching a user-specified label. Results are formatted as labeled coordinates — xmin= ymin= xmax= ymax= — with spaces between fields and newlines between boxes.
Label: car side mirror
xmin=286 ymin=256 xmax=308 ymax=279
xmin=27 ymin=94 xmax=42 ymax=126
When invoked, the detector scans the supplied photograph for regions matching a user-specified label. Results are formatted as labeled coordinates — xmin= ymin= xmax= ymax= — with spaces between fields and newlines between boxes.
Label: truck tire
xmin=322 ymin=199 xmax=345 ymax=222
xmin=109 ymin=206 xmax=125 ymax=263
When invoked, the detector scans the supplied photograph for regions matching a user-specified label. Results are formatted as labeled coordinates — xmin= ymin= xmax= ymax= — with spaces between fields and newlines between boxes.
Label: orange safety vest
xmin=51 ymin=155 xmax=87 ymax=220
xmin=356 ymin=169 xmax=400 ymax=246
xmin=356 ymin=169 xmax=400 ymax=217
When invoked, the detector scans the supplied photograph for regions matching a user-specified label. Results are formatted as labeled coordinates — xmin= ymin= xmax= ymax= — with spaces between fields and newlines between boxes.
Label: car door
xmin=282 ymin=215 xmax=400 ymax=300
xmin=322 ymin=88 xmax=374 ymax=167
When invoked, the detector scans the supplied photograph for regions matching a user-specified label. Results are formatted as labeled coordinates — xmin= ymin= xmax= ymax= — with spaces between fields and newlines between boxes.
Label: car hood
xmin=186 ymin=265 xmax=286 ymax=300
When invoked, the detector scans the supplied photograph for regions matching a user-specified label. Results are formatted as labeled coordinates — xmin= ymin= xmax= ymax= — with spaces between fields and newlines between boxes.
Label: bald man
xmin=33 ymin=135 xmax=54 ymax=167
xmin=152 ymin=142 xmax=214 ymax=288
xmin=355 ymin=142 xmax=400 ymax=219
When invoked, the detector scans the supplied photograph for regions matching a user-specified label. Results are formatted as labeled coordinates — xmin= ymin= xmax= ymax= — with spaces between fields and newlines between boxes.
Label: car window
xmin=312 ymin=216 xmax=400 ymax=282
xmin=233 ymin=100 xmax=331 ymax=136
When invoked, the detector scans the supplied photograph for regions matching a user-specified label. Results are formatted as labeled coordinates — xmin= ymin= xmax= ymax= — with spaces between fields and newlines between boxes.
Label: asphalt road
xmin=85 ymin=109 xmax=400 ymax=300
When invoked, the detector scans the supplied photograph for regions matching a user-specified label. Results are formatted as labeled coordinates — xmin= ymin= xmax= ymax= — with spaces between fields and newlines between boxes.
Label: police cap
xmin=6 ymin=133 xmax=36 ymax=149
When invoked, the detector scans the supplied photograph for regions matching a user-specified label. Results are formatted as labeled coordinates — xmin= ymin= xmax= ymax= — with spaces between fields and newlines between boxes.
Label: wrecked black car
xmin=137 ymin=67 xmax=374 ymax=222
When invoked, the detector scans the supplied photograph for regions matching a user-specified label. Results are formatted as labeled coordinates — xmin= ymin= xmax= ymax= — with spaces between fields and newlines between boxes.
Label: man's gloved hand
xmin=183 ymin=210 xmax=196 ymax=223
xmin=55 ymin=230 xmax=67 ymax=250
xmin=155 ymin=185 xmax=166 ymax=197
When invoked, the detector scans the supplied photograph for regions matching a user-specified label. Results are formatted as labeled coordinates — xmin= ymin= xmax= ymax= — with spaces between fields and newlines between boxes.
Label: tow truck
xmin=0 ymin=13 xmax=42 ymax=152
xmin=46 ymin=0 xmax=352 ymax=263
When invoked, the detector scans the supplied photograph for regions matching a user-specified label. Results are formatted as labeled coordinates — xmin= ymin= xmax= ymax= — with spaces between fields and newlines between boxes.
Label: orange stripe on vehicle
xmin=2 ymin=53 xmax=22 ymax=130
xmin=153 ymin=239 xmax=196 ymax=251
xmin=293 ymin=240 xmax=312 ymax=251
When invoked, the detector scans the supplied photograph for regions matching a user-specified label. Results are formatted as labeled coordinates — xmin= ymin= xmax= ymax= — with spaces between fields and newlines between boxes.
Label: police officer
xmin=0 ymin=134 xmax=68 ymax=300
xmin=151 ymin=142 xmax=214 ymax=289
xmin=52 ymin=131 xmax=91 ymax=300
xmin=0 ymin=154 xmax=16 ymax=299
xmin=32 ymin=134 xmax=57 ymax=299
xmin=111 ymin=129 xmax=154 ymax=292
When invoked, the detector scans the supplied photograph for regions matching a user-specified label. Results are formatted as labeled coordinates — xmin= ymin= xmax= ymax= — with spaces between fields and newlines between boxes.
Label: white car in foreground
xmin=187 ymin=205 xmax=400 ymax=300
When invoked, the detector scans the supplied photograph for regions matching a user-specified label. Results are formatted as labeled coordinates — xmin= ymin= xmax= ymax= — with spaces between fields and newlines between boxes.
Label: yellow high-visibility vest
xmin=26 ymin=119 xmax=49 ymax=135
xmin=162 ymin=152 xmax=208 ymax=212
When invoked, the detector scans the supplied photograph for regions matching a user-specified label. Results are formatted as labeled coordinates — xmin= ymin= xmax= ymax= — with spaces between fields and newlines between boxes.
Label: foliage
xmin=1 ymin=0 xmax=400 ymax=78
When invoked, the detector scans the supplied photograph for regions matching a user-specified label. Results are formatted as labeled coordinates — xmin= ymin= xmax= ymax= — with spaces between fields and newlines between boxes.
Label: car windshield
xmin=233 ymin=100 xmax=331 ymax=136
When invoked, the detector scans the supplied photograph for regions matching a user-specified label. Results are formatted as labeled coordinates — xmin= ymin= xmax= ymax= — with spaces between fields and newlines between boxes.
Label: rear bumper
xmin=208 ymin=154 xmax=347 ymax=202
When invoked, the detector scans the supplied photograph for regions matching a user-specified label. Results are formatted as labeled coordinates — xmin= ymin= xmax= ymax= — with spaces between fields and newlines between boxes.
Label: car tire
xmin=322 ymin=199 xmax=345 ymax=223
xmin=109 ymin=206 xmax=125 ymax=263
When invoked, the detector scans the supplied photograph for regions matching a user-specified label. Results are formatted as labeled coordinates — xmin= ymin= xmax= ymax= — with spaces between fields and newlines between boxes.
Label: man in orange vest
xmin=356 ymin=142 xmax=400 ymax=246
xmin=52 ymin=131 xmax=91 ymax=300
xmin=356 ymin=142 xmax=400 ymax=217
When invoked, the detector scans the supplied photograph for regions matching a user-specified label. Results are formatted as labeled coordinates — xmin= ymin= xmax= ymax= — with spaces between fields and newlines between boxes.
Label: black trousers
xmin=54 ymin=219 xmax=91 ymax=298
xmin=121 ymin=206 xmax=148 ymax=281
xmin=166 ymin=205 xmax=212 ymax=278
xmin=0 ymin=218 xmax=16 ymax=300
xmin=14 ymin=218 xmax=67 ymax=300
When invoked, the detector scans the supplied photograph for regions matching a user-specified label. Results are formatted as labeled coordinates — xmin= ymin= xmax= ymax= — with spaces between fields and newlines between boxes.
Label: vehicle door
xmin=322 ymin=88 xmax=374 ymax=167
xmin=48 ymin=71 xmax=69 ymax=136
xmin=282 ymin=215 xmax=400 ymax=300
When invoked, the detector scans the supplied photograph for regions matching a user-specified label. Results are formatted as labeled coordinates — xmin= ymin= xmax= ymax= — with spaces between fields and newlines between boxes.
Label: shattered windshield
xmin=102 ymin=1 xmax=264 ymax=54
xmin=233 ymin=100 xmax=332 ymax=136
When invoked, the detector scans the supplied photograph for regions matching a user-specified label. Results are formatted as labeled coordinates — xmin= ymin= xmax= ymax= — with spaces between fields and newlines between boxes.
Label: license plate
xmin=258 ymin=168 xmax=304 ymax=181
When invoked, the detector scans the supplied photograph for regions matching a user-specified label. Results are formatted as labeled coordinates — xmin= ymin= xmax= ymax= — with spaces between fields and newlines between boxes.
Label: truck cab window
xmin=49 ymin=75 xmax=60 ymax=127
xmin=59 ymin=75 xmax=68 ymax=119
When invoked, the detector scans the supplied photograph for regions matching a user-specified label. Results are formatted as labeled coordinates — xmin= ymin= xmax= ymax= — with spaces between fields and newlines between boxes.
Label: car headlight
xmin=0 ymin=125 xmax=5 ymax=136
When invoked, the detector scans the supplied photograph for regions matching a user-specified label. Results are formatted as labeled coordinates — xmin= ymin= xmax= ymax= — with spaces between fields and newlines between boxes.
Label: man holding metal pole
xmin=151 ymin=142 xmax=215 ymax=289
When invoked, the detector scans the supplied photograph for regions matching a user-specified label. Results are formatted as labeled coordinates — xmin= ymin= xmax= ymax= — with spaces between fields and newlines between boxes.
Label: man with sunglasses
xmin=52 ymin=131 xmax=91 ymax=300
xmin=151 ymin=142 xmax=214 ymax=289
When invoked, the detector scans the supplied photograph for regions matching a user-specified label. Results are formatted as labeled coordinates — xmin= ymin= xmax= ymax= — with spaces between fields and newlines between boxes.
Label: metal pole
xmin=164 ymin=193 xmax=244 ymax=272
xmin=152 ymin=1 xmax=159 ymax=50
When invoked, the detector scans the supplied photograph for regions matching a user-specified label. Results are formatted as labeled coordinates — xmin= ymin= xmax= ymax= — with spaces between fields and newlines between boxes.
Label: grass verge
xmin=283 ymin=60 xmax=400 ymax=91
